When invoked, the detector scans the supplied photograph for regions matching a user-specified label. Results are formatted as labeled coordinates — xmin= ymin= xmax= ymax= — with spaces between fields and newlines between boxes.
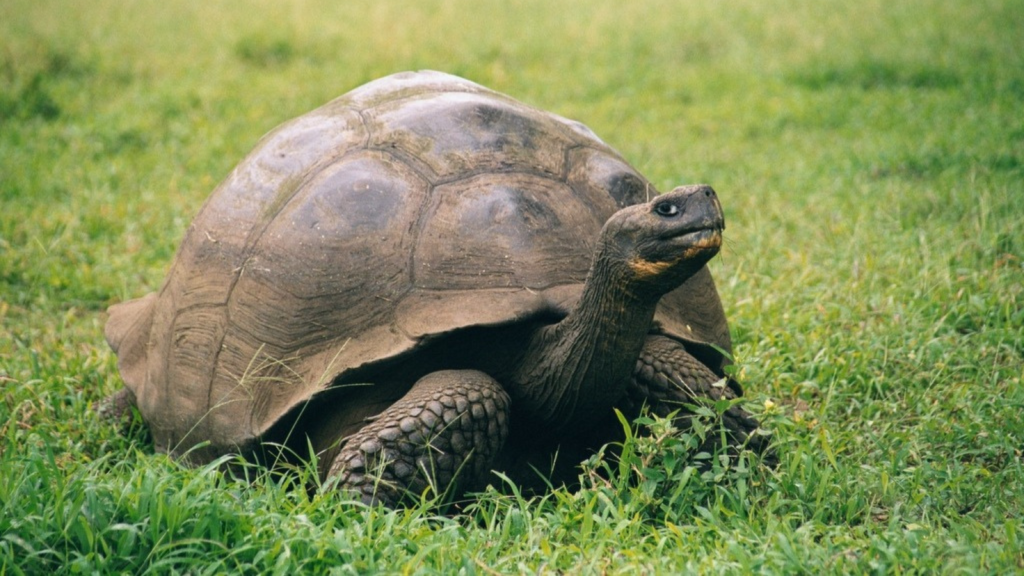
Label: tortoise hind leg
xmin=628 ymin=335 xmax=774 ymax=463
xmin=95 ymin=387 xmax=137 ymax=423
xmin=326 ymin=369 xmax=510 ymax=507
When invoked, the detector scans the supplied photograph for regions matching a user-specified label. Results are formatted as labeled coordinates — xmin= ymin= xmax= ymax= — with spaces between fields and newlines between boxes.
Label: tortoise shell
xmin=105 ymin=71 xmax=731 ymax=461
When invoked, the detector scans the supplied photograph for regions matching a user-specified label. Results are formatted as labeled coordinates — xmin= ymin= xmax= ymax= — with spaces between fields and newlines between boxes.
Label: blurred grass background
xmin=2 ymin=0 xmax=1022 ymax=573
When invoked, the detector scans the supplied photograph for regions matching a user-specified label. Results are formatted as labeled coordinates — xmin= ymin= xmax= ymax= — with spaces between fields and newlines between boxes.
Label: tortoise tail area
xmin=104 ymin=292 xmax=157 ymax=392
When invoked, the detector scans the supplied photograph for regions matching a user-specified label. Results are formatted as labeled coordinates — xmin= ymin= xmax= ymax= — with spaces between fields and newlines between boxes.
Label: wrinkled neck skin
xmin=510 ymin=247 xmax=663 ymax=436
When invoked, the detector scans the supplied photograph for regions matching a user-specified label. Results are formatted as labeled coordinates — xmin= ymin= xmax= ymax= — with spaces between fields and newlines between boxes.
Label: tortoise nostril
xmin=704 ymin=189 xmax=713 ymax=197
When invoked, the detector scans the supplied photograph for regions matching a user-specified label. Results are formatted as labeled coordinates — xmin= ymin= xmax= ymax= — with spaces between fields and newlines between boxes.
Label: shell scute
xmin=221 ymin=151 xmax=428 ymax=378
xmin=414 ymin=173 xmax=597 ymax=291
xmin=365 ymin=92 xmax=576 ymax=183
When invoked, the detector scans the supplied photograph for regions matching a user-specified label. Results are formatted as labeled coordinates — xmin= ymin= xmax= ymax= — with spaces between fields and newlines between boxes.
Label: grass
xmin=2 ymin=0 xmax=1022 ymax=572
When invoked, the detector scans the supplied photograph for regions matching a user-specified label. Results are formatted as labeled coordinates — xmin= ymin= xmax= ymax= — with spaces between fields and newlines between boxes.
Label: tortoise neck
xmin=512 ymin=252 xmax=660 ymax=433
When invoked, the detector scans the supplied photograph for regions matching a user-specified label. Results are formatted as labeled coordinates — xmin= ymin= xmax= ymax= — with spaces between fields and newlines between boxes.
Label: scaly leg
xmin=95 ymin=387 xmax=137 ymax=423
xmin=326 ymin=369 xmax=510 ymax=506
xmin=626 ymin=335 xmax=773 ymax=460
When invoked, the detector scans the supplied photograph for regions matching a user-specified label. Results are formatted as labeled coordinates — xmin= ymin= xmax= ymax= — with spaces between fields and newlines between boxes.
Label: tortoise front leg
xmin=326 ymin=370 xmax=510 ymax=507
xmin=626 ymin=335 xmax=772 ymax=459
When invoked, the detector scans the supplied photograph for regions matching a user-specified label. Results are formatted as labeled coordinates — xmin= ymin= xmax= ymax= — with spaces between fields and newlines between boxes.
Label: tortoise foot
xmin=95 ymin=387 xmax=137 ymax=423
xmin=326 ymin=370 xmax=510 ymax=507
xmin=630 ymin=335 xmax=775 ymax=463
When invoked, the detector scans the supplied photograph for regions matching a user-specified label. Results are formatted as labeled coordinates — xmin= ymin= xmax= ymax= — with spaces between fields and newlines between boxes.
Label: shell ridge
xmin=364 ymin=145 xmax=438 ymax=186
xmin=431 ymin=166 xmax=565 ymax=188
xmin=405 ymin=180 xmax=436 ymax=289
xmin=352 ymin=108 xmax=373 ymax=147
xmin=362 ymin=82 xmax=505 ymax=110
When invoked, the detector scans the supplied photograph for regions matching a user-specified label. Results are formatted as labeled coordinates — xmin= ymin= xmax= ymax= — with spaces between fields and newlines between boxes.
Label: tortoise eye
xmin=654 ymin=202 xmax=680 ymax=217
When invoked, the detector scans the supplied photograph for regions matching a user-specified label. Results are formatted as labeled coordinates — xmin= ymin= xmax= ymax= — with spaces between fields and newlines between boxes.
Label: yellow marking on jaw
xmin=630 ymin=233 xmax=722 ymax=278
xmin=680 ymin=234 xmax=722 ymax=259
xmin=628 ymin=258 xmax=675 ymax=278
xmin=693 ymin=233 xmax=723 ymax=249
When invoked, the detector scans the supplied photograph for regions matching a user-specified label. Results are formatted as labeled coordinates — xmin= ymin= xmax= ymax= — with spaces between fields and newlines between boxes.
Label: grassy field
xmin=2 ymin=0 xmax=1023 ymax=573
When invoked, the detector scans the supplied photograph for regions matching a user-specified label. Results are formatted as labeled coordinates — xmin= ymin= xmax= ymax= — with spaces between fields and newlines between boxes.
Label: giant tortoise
xmin=102 ymin=70 xmax=768 ymax=506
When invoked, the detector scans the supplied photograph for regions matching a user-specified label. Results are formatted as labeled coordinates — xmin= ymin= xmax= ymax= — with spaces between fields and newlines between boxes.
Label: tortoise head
xmin=599 ymin=184 xmax=725 ymax=297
